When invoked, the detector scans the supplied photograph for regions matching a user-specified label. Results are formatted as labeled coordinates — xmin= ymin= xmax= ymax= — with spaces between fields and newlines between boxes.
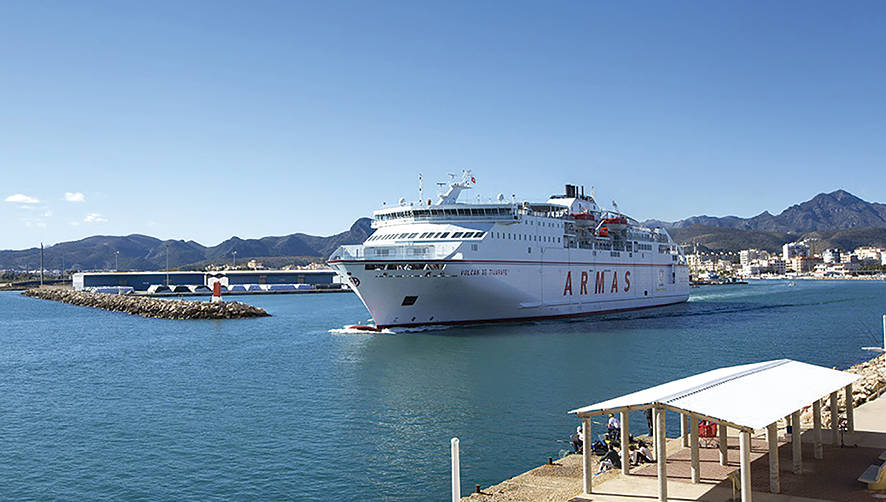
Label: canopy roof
xmin=570 ymin=359 xmax=859 ymax=431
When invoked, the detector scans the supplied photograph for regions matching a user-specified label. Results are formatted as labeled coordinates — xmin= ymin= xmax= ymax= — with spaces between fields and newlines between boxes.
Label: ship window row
xmin=366 ymin=231 xmax=486 ymax=242
xmin=376 ymin=207 xmax=513 ymax=221
xmin=364 ymin=263 xmax=445 ymax=271
xmin=492 ymin=232 xmax=561 ymax=244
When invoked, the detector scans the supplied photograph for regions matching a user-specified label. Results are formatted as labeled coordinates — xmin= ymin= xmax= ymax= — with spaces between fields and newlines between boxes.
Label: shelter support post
xmin=767 ymin=422 xmax=780 ymax=494
xmin=812 ymin=400 xmax=823 ymax=459
xmin=681 ymin=413 xmax=689 ymax=447
xmin=620 ymin=411 xmax=630 ymax=476
xmin=718 ymin=422 xmax=728 ymax=465
xmin=829 ymin=391 xmax=839 ymax=445
xmin=740 ymin=430 xmax=753 ymax=502
xmin=690 ymin=414 xmax=700 ymax=483
xmin=845 ymin=384 xmax=855 ymax=433
xmin=582 ymin=417 xmax=592 ymax=495
xmin=785 ymin=414 xmax=792 ymax=441
xmin=791 ymin=410 xmax=802 ymax=474
xmin=654 ymin=407 xmax=667 ymax=502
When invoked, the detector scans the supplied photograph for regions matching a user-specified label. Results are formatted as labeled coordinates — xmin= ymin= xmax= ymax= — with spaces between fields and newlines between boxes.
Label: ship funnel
xmin=565 ymin=184 xmax=576 ymax=198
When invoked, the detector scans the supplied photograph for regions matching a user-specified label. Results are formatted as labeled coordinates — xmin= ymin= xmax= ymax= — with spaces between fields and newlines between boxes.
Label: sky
xmin=2 ymin=1 xmax=885 ymax=250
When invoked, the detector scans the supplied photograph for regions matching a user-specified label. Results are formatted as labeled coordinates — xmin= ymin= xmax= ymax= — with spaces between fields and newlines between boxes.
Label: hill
xmin=0 ymin=219 xmax=372 ymax=271
xmin=668 ymin=226 xmax=796 ymax=253
xmin=669 ymin=225 xmax=886 ymax=253
xmin=664 ymin=190 xmax=886 ymax=232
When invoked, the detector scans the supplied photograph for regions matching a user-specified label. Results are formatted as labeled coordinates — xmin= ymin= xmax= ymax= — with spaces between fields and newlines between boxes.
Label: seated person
xmin=597 ymin=446 xmax=622 ymax=473
xmin=571 ymin=425 xmax=583 ymax=453
xmin=630 ymin=440 xmax=654 ymax=465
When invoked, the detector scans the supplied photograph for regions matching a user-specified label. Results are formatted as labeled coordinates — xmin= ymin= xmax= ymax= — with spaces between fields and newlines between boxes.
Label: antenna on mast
xmin=418 ymin=173 xmax=423 ymax=203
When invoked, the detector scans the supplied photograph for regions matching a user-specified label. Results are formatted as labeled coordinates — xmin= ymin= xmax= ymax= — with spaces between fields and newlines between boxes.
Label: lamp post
xmin=165 ymin=243 xmax=170 ymax=286
xmin=115 ymin=250 xmax=119 ymax=272
xmin=232 ymin=250 xmax=237 ymax=268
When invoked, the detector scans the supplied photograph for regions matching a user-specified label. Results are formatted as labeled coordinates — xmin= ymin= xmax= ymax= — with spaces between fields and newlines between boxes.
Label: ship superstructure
xmin=328 ymin=172 xmax=689 ymax=329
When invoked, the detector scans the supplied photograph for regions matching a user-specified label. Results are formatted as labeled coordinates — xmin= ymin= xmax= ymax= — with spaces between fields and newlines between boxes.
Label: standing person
xmin=645 ymin=408 xmax=654 ymax=437
xmin=607 ymin=413 xmax=621 ymax=442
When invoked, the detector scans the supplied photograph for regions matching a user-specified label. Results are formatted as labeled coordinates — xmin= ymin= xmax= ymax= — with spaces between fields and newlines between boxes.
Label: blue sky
xmin=2 ymin=1 xmax=884 ymax=250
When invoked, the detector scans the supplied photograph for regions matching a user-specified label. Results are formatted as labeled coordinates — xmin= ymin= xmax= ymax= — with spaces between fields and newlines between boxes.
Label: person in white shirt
xmin=607 ymin=414 xmax=620 ymax=441
xmin=571 ymin=425 xmax=583 ymax=453
xmin=630 ymin=440 xmax=654 ymax=465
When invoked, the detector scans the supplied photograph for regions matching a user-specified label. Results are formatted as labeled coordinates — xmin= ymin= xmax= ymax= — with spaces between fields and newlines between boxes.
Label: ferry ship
xmin=328 ymin=172 xmax=689 ymax=329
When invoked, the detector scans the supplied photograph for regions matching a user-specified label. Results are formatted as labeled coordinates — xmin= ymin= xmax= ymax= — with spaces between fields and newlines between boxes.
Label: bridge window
xmin=452 ymin=232 xmax=464 ymax=238
xmin=439 ymin=232 xmax=450 ymax=238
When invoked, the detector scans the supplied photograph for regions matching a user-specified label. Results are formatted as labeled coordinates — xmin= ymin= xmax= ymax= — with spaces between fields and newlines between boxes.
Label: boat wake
xmin=329 ymin=325 xmax=396 ymax=335
xmin=329 ymin=323 xmax=459 ymax=335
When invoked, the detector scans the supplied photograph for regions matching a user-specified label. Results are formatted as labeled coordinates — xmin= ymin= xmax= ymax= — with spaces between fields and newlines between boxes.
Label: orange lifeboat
xmin=602 ymin=216 xmax=628 ymax=232
xmin=570 ymin=212 xmax=595 ymax=221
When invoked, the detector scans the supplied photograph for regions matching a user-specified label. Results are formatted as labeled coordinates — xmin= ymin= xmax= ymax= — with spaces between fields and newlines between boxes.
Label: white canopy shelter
xmin=569 ymin=359 xmax=860 ymax=502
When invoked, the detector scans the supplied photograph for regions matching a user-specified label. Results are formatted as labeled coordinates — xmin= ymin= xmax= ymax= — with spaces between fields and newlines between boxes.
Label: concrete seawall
xmin=23 ymin=287 xmax=270 ymax=320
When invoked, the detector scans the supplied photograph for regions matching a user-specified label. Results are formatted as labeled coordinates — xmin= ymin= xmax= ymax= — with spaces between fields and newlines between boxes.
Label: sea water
xmin=1 ymin=280 xmax=884 ymax=500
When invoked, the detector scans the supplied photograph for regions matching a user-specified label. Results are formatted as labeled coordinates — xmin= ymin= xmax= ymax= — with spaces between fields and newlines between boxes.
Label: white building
xmin=822 ymin=249 xmax=841 ymax=264
xmin=740 ymin=249 xmax=762 ymax=266
xmin=783 ymin=242 xmax=810 ymax=261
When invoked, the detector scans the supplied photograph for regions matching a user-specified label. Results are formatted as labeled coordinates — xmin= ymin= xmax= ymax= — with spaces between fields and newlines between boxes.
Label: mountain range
xmin=647 ymin=190 xmax=886 ymax=253
xmin=649 ymin=190 xmax=886 ymax=232
xmin=3 ymin=190 xmax=886 ymax=271
xmin=1 ymin=219 xmax=372 ymax=272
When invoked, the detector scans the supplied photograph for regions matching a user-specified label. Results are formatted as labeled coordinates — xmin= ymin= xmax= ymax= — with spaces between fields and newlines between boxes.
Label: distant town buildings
xmin=740 ymin=249 xmax=764 ymax=266
xmin=687 ymin=241 xmax=886 ymax=280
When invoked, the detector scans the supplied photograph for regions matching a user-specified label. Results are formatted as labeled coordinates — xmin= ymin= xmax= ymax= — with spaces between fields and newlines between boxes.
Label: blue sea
xmin=1 ymin=280 xmax=885 ymax=500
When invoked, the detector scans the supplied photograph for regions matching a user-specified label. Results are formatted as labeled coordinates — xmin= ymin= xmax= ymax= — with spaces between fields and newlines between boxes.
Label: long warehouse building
xmin=73 ymin=270 xmax=339 ymax=292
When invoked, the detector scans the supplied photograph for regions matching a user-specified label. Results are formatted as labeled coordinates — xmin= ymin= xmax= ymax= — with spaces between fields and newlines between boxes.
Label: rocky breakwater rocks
xmin=23 ymin=288 xmax=270 ymax=320
xmin=800 ymin=352 xmax=885 ymax=427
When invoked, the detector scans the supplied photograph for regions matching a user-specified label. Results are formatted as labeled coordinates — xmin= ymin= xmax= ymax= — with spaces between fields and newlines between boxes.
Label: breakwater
xmin=23 ymin=288 xmax=270 ymax=319
xmin=808 ymin=352 xmax=885 ymax=426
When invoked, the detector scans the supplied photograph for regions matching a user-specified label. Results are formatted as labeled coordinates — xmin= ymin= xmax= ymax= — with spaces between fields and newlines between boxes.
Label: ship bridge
xmin=372 ymin=204 xmax=516 ymax=228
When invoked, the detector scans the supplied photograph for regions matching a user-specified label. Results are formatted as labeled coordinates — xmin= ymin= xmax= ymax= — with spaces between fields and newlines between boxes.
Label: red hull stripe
xmin=329 ymin=259 xmax=687 ymax=267
xmin=375 ymin=299 xmax=687 ymax=330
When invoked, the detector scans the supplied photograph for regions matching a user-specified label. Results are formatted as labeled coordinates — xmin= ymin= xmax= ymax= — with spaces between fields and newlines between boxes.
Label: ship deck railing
xmin=331 ymin=244 xmax=442 ymax=261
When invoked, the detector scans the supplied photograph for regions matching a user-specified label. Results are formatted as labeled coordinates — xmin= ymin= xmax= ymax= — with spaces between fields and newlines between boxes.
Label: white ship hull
xmin=329 ymin=254 xmax=689 ymax=329
xmin=329 ymin=177 xmax=690 ymax=329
